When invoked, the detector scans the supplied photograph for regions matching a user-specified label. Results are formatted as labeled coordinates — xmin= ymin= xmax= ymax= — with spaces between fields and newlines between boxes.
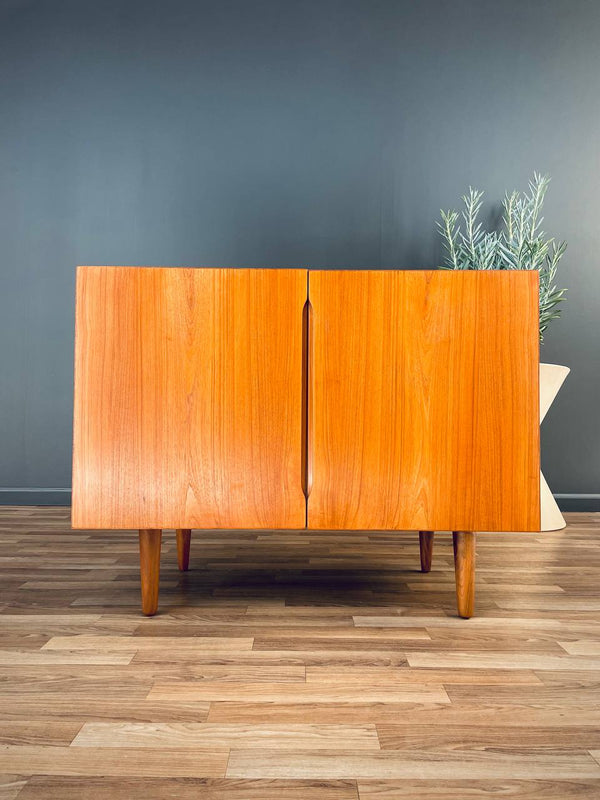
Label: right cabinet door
xmin=307 ymin=270 xmax=540 ymax=532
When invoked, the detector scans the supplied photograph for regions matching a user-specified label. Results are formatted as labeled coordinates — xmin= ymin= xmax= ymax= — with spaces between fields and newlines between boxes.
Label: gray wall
xmin=1 ymin=0 xmax=599 ymax=506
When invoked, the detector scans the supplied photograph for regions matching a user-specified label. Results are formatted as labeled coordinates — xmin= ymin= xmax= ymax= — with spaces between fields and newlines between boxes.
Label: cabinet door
xmin=72 ymin=267 xmax=307 ymax=529
xmin=307 ymin=270 xmax=540 ymax=532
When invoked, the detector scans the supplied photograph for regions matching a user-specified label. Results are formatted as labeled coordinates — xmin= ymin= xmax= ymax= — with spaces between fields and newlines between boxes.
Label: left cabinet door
xmin=72 ymin=267 xmax=307 ymax=530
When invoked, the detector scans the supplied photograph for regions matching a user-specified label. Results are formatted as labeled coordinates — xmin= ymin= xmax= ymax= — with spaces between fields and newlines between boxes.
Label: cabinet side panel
xmin=308 ymin=270 xmax=540 ymax=531
xmin=72 ymin=267 xmax=307 ymax=529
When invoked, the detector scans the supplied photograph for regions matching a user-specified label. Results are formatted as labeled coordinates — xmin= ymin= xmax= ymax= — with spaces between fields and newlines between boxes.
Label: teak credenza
xmin=72 ymin=266 xmax=541 ymax=618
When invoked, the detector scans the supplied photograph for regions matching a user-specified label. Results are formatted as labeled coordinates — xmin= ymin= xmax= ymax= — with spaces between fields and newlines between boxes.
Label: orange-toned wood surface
xmin=138 ymin=529 xmax=161 ymax=616
xmin=72 ymin=267 xmax=307 ymax=530
xmin=453 ymin=531 xmax=476 ymax=618
xmin=307 ymin=270 xmax=540 ymax=532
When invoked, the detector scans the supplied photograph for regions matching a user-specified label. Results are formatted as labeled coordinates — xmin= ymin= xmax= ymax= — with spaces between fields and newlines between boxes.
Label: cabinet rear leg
xmin=176 ymin=528 xmax=191 ymax=571
xmin=453 ymin=531 xmax=475 ymax=618
xmin=419 ymin=531 xmax=434 ymax=572
xmin=139 ymin=529 xmax=162 ymax=616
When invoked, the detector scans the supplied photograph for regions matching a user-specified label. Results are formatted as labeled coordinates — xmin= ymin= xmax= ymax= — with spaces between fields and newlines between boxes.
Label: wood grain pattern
xmin=1 ymin=507 xmax=600 ymax=798
xmin=308 ymin=270 xmax=540 ymax=531
xmin=15 ymin=778 xmax=360 ymax=800
xmin=357 ymin=780 xmax=600 ymax=799
xmin=419 ymin=532 xmax=434 ymax=573
xmin=146 ymin=682 xmax=450 ymax=704
xmin=72 ymin=267 xmax=306 ymax=530
xmin=139 ymin=530 xmax=161 ymax=616
xmin=176 ymin=529 xmax=191 ymax=571
xmin=71 ymin=722 xmax=381 ymax=750
xmin=453 ymin=531 xmax=475 ymax=619
xmin=225 ymin=750 xmax=600 ymax=780
xmin=0 ymin=745 xmax=229 ymax=777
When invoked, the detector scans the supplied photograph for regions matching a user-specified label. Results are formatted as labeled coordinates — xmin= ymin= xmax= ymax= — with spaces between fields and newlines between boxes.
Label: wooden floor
xmin=1 ymin=508 xmax=600 ymax=799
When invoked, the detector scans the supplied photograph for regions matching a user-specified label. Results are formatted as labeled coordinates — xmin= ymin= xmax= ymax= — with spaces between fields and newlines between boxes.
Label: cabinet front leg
xmin=176 ymin=528 xmax=191 ymax=571
xmin=139 ymin=529 xmax=162 ymax=616
xmin=419 ymin=531 xmax=434 ymax=572
xmin=453 ymin=531 xmax=475 ymax=619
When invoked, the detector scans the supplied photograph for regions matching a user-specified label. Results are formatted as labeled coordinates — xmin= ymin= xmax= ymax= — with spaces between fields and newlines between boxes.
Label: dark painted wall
xmin=1 ymin=0 xmax=599 ymax=504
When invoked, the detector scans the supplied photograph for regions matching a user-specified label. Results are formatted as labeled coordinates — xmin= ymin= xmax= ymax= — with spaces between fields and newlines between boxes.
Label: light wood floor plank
xmin=15 ymin=777 xmax=359 ymax=799
xmin=0 ymin=650 xmax=134 ymax=665
xmin=0 ymin=745 xmax=229 ymax=777
xmin=71 ymin=722 xmax=380 ymax=750
xmin=0 ymin=664 xmax=305 ymax=684
xmin=375 ymin=723 xmax=600 ymax=751
xmin=305 ymin=667 xmax=542 ymax=685
xmin=356 ymin=779 xmax=600 ymax=798
xmin=0 ymin=721 xmax=83 ymax=746
xmin=405 ymin=651 xmax=600 ymax=670
xmin=0 ymin=698 xmax=211 ymax=723
xmin=206 ymin=702 xmax=600 ymax=727
xmin=225 ymin=750 xmax=600 ymax=779
xmin=41 ymin=635 xmax=254 ymax=651
xmin=558 ymin=640 xmax=600 ymax=655
xmin=353 ymin=616 xmax=600 ymax=631
xmin=131 ymin=648 xmax=407 ymax=666
xmin=147 ymin=682 xmax=450 ymax=704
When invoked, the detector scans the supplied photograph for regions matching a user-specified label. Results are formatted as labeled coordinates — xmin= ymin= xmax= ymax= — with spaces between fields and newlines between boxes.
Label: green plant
xmin=438 ymin=173 xmax=567 ymax=341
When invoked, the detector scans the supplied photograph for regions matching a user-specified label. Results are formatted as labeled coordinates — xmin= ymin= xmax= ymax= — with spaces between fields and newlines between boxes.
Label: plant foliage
xmin=438 ymin=173 xmax=567 ymax=341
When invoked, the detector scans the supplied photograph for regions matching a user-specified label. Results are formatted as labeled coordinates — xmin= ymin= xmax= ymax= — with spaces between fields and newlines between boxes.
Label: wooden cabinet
xmin=72 ymin=267 xmax=307 ymax=531
xmin=308 ymin=270 xmax=540 ymax=532
xmin=72 ymin=266 xmax=540 ymax=617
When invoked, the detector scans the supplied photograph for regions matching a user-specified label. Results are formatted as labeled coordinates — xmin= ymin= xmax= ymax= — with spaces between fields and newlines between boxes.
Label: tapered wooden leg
xmin=139 ymin=529 xmax=162 ymax=616
xmin=453 ymin=531 xmax=475 ymax=618
xmin=176 ymin=528 xmax=191 ymax=571
xmin=419 ymin=531 xmax=434 ymax=572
